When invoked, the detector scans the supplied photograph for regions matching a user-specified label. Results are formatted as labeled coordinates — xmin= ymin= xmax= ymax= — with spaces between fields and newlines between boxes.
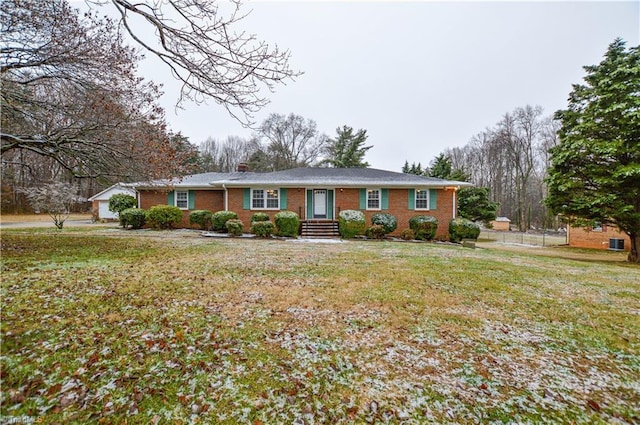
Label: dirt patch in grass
xmin=2 ymin=231 xmax=639 ymax=424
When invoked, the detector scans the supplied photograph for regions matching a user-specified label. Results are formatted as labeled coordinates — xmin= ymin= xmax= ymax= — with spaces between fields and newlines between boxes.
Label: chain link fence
xmin=479 ymin=230 xmax=567 ymax=247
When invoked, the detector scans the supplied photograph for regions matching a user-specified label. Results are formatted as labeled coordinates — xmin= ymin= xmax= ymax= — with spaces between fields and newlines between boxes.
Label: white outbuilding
xmin=88 ymin=184 xmax=136 ymax=220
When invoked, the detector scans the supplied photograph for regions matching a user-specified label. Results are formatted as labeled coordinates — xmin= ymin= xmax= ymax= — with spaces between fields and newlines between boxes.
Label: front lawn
xmin=1 ymin=231 xmax=638 ymax=424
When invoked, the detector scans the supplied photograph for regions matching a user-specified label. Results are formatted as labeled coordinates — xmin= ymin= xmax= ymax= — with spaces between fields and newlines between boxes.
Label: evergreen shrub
xmin=225 ymin=219 xmax=244 ymax=236
xmin=400 ymin=228 xmax=415 ymax=241
xmin=251 ymin=221 xmax=275 ymax=237
xmin=212 ymin=210 xmax=238 ymax=232
xmin=120 ymin=208 xmax=146 ymax=229
xmin=108 ymin=194 xmax=137 ymax=227
xmin=189 ymin=210 xmax=213 ymax=230
xmin=371 ymin=212 xmax=397 ymax=234
xmin=338 ymin=209 xmax=366 ymax=239
xmin=274 ymin=211 xmax=300 ymax=237
xmin=146 ymin=205 xmax=183 ymax=229
xmin=449 ymin=218 xmax=481 ymax=242
xmin=409 ymin=215 xmax=439 ymax=240
xmin=250 ymin=212 xmax=270 ymax=223
xmin=366 ymin=224 xmax=386 ymax=239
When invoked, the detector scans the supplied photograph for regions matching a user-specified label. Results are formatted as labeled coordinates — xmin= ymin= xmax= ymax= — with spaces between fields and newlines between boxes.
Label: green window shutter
xmin=408 ymin=189 xmax=415 ymax=210
xmin=306 ymin=189 xmax=313 ymax=219
xmin=167 ymin=191 xmax=175 ymax=206
xmin=359 ymin=189 xmax=366 ymax=210
xmin=243 ymin=188 xmax=251 ymax=210
xmin=188 ymin=190 xmax=196 ymax=210
xmin=327 ymin=190 xmax=334 ymax=220
xmin=280 ymin=188 xmax=287 ymax=210
xmin=429 ymin=189 xmax=437 ymax=210
xmin=381 ymin=189 xmax=389 ymax=210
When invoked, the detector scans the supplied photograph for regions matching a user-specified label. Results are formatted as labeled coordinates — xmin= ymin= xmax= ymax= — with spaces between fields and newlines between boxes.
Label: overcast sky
xmin=137 ymin=1 xmax=639 ymax=172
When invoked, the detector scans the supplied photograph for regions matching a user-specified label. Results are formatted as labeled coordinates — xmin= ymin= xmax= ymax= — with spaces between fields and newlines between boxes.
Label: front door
xmin=313 ymin=190 xmax=327 ymax=218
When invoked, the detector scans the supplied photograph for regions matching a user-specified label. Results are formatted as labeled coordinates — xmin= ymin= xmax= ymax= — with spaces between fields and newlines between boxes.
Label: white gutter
xmin=223 ymin=184 xmax=228 ymax=211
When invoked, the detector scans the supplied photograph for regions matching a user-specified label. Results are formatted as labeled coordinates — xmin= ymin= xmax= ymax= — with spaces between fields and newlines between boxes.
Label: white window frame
xmin=415 ymin=189 xmax=430 ymax=210
xmin=366 ymin=188 xmax=381 ymax=211
xmin=251 ymin=188 xmax=280 ymax=210
xmin=175 ymin=190 xmax=189 ymax=210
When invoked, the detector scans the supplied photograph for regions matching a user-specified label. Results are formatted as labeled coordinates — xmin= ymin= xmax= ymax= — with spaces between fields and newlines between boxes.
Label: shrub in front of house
xmin=409 ymin=215 xmax=439 ymax=241
xmin=400 ymin=228 xmax=415 ymax=241
xmin=250 ymin=221 xmax=275 ymax=237
xmin=449 ymin=218 xmax=481 ymax=242
xmin=366 ymin=224 xmax=387 ymax=239
xmin=212 ymin=210 xmax=238 ymax=232
xmin=189 ymin=210 xmax=213 ymax=230
xmin=108 ymin=193 xmax=137 ymax=227
xmin=145 ymin=205 xmax=183 ymax=229
xmin=338 ymin=209 xmax=366 ymax=239
xmin=250 ymin=212 xmax=270 ymax=223
xmin=120 ymin=208 xmax=146 ymax=229
xmin=371 ymin=212 xmax=397 ymax=235
xmin=225 ymin=219 xmax=244 ymax=237
xmin=274 ymin=211 xmax=300 ymax=237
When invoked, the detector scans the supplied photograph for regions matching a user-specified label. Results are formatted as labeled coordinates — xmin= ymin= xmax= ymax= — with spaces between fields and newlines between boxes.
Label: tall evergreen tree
xmin=545 ymin=39 xmax=640 ymax=262
xmin=322 ymin=125 xmax=372 ymax=168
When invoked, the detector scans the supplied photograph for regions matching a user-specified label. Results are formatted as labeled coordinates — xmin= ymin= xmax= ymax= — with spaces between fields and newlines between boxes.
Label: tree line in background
xmin=1 ymin=0 xmax=297 ymax=213
xmin=196 ymin=114 xmax=371 ymax=173
xmin=404 ymin=105 xmax=560 ymax=232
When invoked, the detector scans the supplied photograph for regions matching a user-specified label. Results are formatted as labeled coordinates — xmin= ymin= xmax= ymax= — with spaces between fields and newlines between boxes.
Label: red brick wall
xmin=139 ymin=187 xmax=458 ymax=238
xmin=138 ymin=189 xmax=225 ymax=228
xmin=568 ymin=224 xmax=631 ymax=251
xmin=229 ymin=187 xmax=307 ymax=225
xmin=334 ymin=188 xmax=456 ymax=239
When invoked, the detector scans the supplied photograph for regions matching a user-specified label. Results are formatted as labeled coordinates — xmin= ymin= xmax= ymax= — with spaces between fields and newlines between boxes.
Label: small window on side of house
xmin=367 ymin=189 xmax=380 ymax=210
xmin=176 ymin=191 xmax=189 ymax=209
xmin=415 ymin=189 xmax=429 ymax=210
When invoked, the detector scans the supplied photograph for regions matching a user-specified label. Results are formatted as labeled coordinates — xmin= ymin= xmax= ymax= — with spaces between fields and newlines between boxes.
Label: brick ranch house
xmin=567 ymin=223 xmax=631 ymax=252
xmin=130 ymin=167 xmax=472 ymax=239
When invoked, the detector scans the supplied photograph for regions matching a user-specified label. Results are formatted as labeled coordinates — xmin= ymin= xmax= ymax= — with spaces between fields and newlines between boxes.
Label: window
xmin=252 ymin=189 xmax=279 ymax=210
xmin=415 ymin=189 xmax=429 ymax=210
xmin=176 ymin=191 xmax=188 ymax=209
xmin=367 ymin=189 xmax=380 ymax=210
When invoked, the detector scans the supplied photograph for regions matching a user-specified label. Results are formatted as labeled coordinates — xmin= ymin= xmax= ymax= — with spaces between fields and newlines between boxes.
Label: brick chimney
xmin=237 ymin=162 xmax=249 ymax=172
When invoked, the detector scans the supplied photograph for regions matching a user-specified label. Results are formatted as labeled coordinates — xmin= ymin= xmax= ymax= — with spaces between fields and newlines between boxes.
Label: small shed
xmin=490 ymin=216 xmax=511 ymax=231
xmin=88 ymin=184 xmax=136 ymax=220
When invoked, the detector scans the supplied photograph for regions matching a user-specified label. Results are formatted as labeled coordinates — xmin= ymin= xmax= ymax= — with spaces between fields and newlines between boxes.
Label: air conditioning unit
xmin=608 ymin=238 xmax=625 ymax=251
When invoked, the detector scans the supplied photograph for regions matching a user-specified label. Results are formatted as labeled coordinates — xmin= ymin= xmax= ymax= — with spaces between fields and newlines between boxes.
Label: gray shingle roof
xmin=133 ymin=168 xmax=472 ymax=189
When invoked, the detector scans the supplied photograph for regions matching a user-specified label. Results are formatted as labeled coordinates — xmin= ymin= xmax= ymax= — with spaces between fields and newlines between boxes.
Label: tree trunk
xmin=628 ymin=232 xmax=639 ymax=263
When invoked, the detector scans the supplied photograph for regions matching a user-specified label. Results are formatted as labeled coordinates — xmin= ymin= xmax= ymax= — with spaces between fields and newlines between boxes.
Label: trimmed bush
xmin=371 ymin=212 xmax=397 ymax=234
xmin=338 ymin=209 xmax=366 ymax=239
xmin=146 ymin=205 xmax=183 ymax=229
xmin=109 ymin=193 xmax=137 ymax=227
xmin=409 ymin=215 xmax=439 ymax=241
xmin=274 ymin=211 xmax=300 ymax=237
xmin=400 ymin=228 xmax=415 ymax=241
xmin=120 ymin=208 xmax=146 ymax=229
xmin=250 ymin=212 xmax=270 ymax=223
xmin=449 ymin=218 xmax=481 ymax=242
xmin=189 ymin=210 xmax=213 ymax=230
xmin=225 ymin=219 xmax=244 ymax=237
xmin=212 ymin=210 xmax=238 ymax=232
xmin=251 ymin=221 xmax=275 ymax=238
xmin=366 ymin=224 xmax=386 ymax=239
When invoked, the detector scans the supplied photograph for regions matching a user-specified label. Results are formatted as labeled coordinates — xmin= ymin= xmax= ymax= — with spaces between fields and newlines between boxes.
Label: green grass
xmin=1 ymin=231 xmax=639 ymax=424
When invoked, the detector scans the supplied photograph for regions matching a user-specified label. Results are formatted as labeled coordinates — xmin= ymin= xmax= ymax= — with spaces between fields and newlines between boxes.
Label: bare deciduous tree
xmin=257 ymin=113 xmax=328 ymax=170
xmin=94 ymin=0 xmax=301 ymax=124
xmin=443 ymin=105 xmax=556 ymax=230
xmin=20 ymin=182 xmax=86 ymax=229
